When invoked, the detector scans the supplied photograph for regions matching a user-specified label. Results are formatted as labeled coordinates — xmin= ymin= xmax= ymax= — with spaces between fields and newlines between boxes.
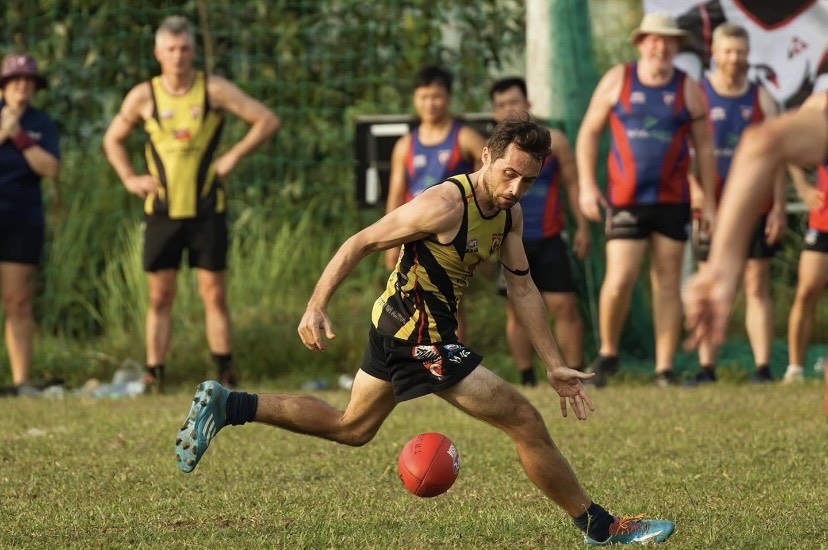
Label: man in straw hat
xmin=576 ymin=13 xmax=717 ymax=387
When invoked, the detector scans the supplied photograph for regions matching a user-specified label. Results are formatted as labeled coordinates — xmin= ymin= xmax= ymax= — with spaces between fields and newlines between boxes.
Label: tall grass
xmin=3 ymin=152 xmax=828 ymax=389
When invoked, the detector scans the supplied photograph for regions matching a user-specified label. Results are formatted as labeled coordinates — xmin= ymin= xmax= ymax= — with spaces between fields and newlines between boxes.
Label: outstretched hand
xmin=546 ymin=367 xmax=595 ymax=420
xmin=682 ymin=265 xmax=735 ymax=349
xmin=297 ymin=306 xmax=336 ymax=351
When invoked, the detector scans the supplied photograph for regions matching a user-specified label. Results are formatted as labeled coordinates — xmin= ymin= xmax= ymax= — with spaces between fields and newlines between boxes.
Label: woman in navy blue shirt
xmin=0 ymin=52 xmax=60 ymax=393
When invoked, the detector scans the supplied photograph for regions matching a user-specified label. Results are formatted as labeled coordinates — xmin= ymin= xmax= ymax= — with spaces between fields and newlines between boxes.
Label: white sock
xmin=785 ymin=365 xmax=803 ymax=374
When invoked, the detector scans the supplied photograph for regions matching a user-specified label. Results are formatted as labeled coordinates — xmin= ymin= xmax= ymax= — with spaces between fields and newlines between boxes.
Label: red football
xmin=397 ymin=432 xmax=460 ymax=497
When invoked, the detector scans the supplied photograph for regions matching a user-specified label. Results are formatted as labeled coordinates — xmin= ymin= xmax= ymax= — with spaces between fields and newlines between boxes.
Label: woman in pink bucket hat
xmin=0 ymin=51 xmax=60 ymax=395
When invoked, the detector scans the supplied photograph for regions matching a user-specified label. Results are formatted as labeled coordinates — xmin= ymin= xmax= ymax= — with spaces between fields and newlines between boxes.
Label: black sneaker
xmin=683 ymin=368 xmax=716 ymax=387
xmin=655 ymin=370 xmax=676 ymax=387
xmin=586 ymin=355 xmax=619 ymax=388
xmin=751 ymin=368 xmax=774 ymax=384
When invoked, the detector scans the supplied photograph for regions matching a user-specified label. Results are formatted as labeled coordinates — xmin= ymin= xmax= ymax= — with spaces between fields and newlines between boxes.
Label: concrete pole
xmin=526 ymin=0 xmax=552 ymax=121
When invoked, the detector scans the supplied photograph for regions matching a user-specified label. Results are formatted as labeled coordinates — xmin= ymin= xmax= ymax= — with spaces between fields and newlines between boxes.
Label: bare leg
xmin=544 ymin=292 xmax=584 ymax=367
xmin=1 ymin=262 xmax=36 ymax=385
xmin=788 ymin=251 xmax=828 ymax=367
xmin=197 ymin=269 xmax=231 ymax=354
xmin=649 ymin=234 xmax=685 ymax=374
xmin=439 ymin=366 xmax=591 ymax=517
xmin=505 ymin=300 xmax=535 ymax=375
xmin=254 ymin=370 xmax=397 ymax=446
xmin=743 ymin=258 xmax=772 ymax=368
xmin=598 ymin=240 xmax=647 ymax=356
xmin=146 ymin=269 xmax=177 ymax=366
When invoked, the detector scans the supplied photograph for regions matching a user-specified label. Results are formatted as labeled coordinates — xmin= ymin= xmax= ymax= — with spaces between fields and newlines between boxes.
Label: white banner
xmin=643 ymin=0 xmax=828 ymax=109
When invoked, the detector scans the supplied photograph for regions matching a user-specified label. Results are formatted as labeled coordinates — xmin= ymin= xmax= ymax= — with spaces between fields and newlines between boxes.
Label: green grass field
xmin=2 ymin=379 xmax=826 ymax=549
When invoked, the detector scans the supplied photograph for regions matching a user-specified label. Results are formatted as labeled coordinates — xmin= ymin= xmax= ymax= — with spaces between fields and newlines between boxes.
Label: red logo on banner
xmin=788 ymin=36 xmax=808 ymax=58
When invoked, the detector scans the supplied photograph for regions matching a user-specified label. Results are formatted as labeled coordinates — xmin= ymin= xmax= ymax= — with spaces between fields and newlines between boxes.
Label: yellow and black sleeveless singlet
xmin=372 ymin=174 xmax=511 ymax=344
xmin=144 ymin=72 xmax=225 ymax=218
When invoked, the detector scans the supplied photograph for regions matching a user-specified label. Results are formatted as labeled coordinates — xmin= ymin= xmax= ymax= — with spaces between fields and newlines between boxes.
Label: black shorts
xmin=605 ymin=204 xmax=690 ymax=242
xmin=143 ymin=214 xmax=228 ymax=272
xmin=498 ymin=234 xmax=576 ymax=295
xmin=0 ymin=223 xmax=44 ymax=265
xmin=360 ymin=326 xmax=482 ymax=402
xmin=804 ymin=228 xmax=828 ymax=252
xmin=695 ymin=214 xmax=778 ymax=262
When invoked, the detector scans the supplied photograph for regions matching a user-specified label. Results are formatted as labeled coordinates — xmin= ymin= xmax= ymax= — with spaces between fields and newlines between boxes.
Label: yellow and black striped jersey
xmin=372 ymin=174 xmax=511 ymax=343
xmin=143 ymin=71 xmax=225 ymax=218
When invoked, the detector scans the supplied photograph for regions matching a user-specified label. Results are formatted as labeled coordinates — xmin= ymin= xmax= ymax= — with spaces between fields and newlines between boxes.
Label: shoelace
xmin=611 ymin=514 xmax=647 ymax=535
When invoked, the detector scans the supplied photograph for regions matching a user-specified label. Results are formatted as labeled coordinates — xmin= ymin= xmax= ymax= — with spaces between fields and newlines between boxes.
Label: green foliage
xmin=3 ymin=0 xmax=525 ymax=213
xmin=0 ymin=0 xmax=525 ymax=384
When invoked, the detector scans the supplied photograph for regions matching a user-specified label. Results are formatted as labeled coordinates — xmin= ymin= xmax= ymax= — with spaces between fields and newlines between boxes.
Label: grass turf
xmin=1 ymin=379 xmax=825 ymax=549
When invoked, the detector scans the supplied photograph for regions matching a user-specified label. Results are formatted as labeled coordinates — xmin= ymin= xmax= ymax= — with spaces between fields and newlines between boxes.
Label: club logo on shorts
xmin=805 ymin=229 xmax=818 ymax=246
xmin=412 ymin=345 xmax=444 ymax=380
xmin=443 ymin=343 xmax=471 ymax=364
xmin=610 ymin=210 xmax=638 ymax=227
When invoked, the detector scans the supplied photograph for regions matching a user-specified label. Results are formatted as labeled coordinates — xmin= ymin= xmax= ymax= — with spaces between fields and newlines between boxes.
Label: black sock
xmin=225 ymin=391 xmax=258 ymax=426
xmin=212 ymin=353 xmax=237 ymax=387
xmin=520 ymin=369 xmax=537 ymax=387
xmin=212 ymin=353 xmax=233 ymax=374
xmin=144 ymin=364 xmax=165 ymax=385
xmin=700 ymin=364 xmax=715 ymax=372
xmin=573 ymin=502 xmax=613 ymax=542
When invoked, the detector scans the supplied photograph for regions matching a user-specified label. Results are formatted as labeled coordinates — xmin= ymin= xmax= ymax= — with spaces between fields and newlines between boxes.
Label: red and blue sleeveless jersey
xmin=701 ymin=78 xmax=764 ymax=203
xmin=809 ymin=164 xmax=828 ymax=232
xmin=607 ymin=63 xmax=692 ymax=206
xmin=404 ymin=120 xmax=473 ymax=202
xmin=519 ymin=154 xmax=563 ymax=239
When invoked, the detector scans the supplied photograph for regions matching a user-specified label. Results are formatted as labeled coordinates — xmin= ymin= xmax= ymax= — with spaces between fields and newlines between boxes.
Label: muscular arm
xmin=686 ymin=77 xmax=717 ymax=229
xmin=501 ymin=207 xmax=566 ymax=369
xmin=501 ymin=206 xmax=594 ymax=418
xmin=383 ymin=134 xmax=412 ymax=269
xmin=552 ymin=129 xmax=590 ymax=259
xmin=208 ymin=75 xmax=280 ymax=177
xmin=102 ymin=82 xmax=159 ymax=197
xmin=576 ymin=64 xmax=623 ymax=221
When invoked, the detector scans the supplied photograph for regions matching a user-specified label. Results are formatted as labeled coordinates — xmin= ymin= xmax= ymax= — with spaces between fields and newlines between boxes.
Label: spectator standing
xmin=0 ymin=52 xmax=60 ymax=393
xmin=576 ymin=13 xmax=717 ymax=386
xmin=490 ymin=77 xmax=590 ymax=385
xmin=102 ymin=16 xmax=279 ymax=391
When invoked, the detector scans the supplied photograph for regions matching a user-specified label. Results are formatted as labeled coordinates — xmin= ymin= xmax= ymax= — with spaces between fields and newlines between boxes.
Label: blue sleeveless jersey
xmin=701 ymin=77 xmax=763 ymax=200
xmin=519 ymin=154 xmax=563 ymax=240
xmin=608 ymin=62 xmax=692 ymax=206
xmin=404 ymin=120 xmax=473 ymax=201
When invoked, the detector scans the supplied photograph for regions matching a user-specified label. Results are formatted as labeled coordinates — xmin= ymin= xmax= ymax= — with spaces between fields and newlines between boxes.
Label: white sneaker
xmin=782 ymin=365 xmax=804 ymax=384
